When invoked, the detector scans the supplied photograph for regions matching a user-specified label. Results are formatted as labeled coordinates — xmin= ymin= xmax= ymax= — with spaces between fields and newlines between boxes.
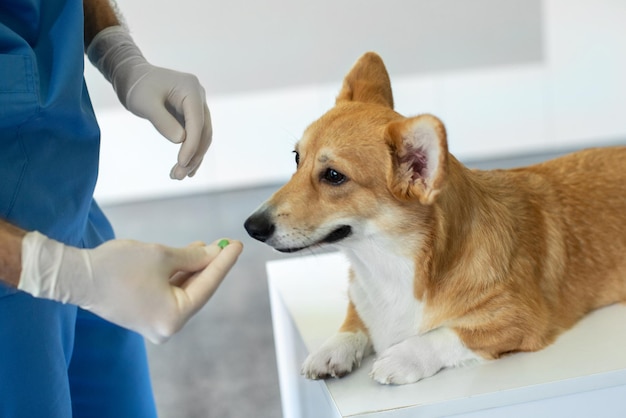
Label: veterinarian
xmin=0 ymin=0 xmax=243 ymax=416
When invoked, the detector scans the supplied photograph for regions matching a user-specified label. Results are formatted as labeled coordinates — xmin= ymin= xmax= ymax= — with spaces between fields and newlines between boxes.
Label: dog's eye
xmin=323 ymin=168 xmax=347 ymax=185
xmin=293 ymin=151 xmax=300 ymax=166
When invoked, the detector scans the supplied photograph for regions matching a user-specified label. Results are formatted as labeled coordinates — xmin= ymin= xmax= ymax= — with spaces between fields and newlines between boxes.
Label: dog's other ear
xmin=386 ymin=114 xmax=448 ymax=204
xmin=336 ymin=52 xmax=394 ymax=109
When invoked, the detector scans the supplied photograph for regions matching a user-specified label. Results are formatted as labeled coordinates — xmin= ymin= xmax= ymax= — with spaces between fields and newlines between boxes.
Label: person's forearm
xmin=0 ymin=219 xmax=26 ymax=287
xmin=83 ymin=0 xmax=122 ymax=48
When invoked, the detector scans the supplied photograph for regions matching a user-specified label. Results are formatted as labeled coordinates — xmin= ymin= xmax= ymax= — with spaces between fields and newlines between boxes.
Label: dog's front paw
xmin=370 ymin=338 xmax=440 ymax=385
xmin=301 ymin=331 xmax=370 ymax=379
xmin=370 ymin=328 xmax=480 ymax=385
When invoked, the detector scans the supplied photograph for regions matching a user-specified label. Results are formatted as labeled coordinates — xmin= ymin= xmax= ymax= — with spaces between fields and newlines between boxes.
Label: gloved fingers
xmin=168 ymin=240 xmax=205 ymax=287
xmin=122 ymin=65 xmax=211 ymax=179
xmin=143 ymin=100 xmax=187 ymax=144
xmin=129 ymin=241 xmax=241 ymax=344
xmin=167 ymin=239 xmax=239 ymax=287
xmin=187 ymin=104 xmax=212 ymax=175
xmin=152 ymin=240 xmax=241 ymax=342
xmin=188 ymin=160 xmax=202 ymax=177
xmin=170 ymin=150 xmax=207 ymax=179
xmin=176 ymin=239 xmax=243 ymax=314
xmin=169 ymin=270 xmax=193 ymax=287
xmin=184 ymin=240 xmax=207 ymax=248
xmin=163 ymin=243 xmax=219 ymax=278
xmin=175 ymin=85 xmax=206 ymax=163
xmin=170 ymin=95 xmax=212 ymax=180
xmin=184 ymin=157 xmax=204 ymax=178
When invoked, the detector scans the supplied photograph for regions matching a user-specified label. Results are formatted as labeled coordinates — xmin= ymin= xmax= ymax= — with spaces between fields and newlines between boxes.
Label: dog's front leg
xmin=301 ymin=301 xmax=372 ymax=379
xmin=370 ymin=327 xmax=481 ymax=385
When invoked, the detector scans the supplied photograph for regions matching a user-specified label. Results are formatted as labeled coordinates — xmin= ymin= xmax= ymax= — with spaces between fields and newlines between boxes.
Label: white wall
xmin=92 ymin=0 xmax=626 ymax=204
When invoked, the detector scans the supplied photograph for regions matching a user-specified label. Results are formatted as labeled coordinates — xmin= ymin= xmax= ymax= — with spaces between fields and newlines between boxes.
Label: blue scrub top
xmin=0 ymin=6 xmax=157 ymax=416
xmin=0 ymin=0 xmax=113 ymax=248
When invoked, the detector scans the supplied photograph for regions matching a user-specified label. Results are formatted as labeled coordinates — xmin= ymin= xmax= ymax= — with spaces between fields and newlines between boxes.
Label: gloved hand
xmin=87 ymin=26 xmax=212 ymax=180
xmin=18 ymin=232 xmax=242 ymax=344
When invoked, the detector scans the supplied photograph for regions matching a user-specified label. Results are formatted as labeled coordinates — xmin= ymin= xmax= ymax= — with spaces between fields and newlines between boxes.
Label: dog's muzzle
xmin=244 ymin=209 xmax=353 ymax=252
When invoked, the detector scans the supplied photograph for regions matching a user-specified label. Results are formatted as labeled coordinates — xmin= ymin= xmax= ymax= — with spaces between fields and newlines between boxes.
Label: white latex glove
xmin=18 ymin=232 xmax=242 ymax=344
xmin=87 ymin=26 xmax=212 ymax=180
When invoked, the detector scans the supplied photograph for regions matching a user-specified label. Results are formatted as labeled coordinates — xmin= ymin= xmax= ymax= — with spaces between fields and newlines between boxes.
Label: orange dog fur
xmin=244 ymin=52 xmax=626 ymax=384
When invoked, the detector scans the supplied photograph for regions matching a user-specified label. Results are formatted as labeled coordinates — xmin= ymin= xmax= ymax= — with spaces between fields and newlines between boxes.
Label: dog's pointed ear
xmin=336 ymin=52 xmax=394 ymax=109
xmin=386 ymin=114 xmax=448 ymax=204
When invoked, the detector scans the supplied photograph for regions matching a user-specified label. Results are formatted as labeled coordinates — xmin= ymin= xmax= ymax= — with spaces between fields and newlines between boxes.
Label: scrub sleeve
xmin=0 ymin=1 xmax=157 ymax=416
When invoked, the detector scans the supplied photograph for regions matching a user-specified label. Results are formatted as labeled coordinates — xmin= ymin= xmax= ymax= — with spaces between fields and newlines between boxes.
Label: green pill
xmin=218 ymin=239 xmax=230 ymax=249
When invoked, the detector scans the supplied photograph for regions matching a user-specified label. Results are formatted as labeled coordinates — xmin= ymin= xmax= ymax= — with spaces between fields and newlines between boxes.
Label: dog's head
xmin=244 ymin=52 xmax=449 ymax=253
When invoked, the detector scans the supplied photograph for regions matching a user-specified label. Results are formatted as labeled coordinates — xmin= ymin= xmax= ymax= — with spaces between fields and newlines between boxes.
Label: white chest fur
xmin=342 ymin=237 xmax=424 ymax=354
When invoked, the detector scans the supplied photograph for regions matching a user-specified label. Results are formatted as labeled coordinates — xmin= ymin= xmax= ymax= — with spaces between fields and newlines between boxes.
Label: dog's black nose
xmin=244 ymin=211 xmax=275 ymax=242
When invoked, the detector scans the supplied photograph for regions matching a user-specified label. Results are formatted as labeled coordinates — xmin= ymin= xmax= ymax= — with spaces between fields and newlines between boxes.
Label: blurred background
xmin=89 ymin=1 xmax=626 ymax=417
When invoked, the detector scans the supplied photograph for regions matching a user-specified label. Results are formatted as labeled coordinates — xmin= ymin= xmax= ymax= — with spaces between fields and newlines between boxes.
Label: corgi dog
xmin=244 ymin=52 xmax=626 ymax=385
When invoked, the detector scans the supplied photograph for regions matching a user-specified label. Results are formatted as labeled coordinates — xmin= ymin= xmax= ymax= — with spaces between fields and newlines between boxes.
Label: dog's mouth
xmin=276 ymin=225 xmax=352 ymax=253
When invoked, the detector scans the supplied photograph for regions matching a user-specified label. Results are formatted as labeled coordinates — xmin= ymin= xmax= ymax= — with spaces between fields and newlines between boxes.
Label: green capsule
xmin=218 ymin=239 xmax=230 ymax=249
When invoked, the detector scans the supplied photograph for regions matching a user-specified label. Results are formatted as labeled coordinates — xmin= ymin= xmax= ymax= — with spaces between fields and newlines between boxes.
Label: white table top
xmin=267 ymin=252 xmax=626 ymax=417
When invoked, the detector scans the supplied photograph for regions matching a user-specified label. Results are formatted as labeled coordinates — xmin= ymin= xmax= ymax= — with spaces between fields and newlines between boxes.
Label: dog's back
xmin=430 ymin=147 xmax=626 ymax=357
xmin=524 ymin=147 xmax=626 ymax=311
